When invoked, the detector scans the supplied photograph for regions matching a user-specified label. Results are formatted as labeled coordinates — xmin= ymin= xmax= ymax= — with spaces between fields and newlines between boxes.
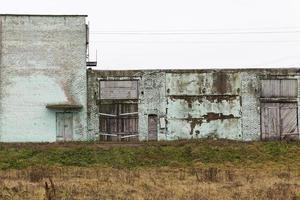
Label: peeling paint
xmin=88 ymin=69 xmax=300 ymax=142
xmin=0 ymin=15 xmax=87 ymax=142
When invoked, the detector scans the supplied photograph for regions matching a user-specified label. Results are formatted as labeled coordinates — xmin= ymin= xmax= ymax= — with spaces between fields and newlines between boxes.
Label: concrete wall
xmin=0 ymin=15 xmax=87 ymax=142
xmin=88 ymin=69 xmax=300 ymax=141
xmin=138 ymin=71 xmax=167 ymax=140
xmin=165 ymin=71 xmax=241 ymax=140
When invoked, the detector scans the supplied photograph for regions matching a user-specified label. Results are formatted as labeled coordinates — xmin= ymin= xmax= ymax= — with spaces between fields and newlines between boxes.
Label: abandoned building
xmin=87 ymin=69 xmax=300 ymax=142
xmin=0 ymin=14 xmax=299 ymax=142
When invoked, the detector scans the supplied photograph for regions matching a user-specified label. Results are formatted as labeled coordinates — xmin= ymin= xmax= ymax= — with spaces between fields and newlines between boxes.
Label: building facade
xmin=87 ymin=69 xmax=300 ymax=141
xmin=0 ymin=14 xmax=88 ymax=142
xmin=0 ymin=14 xmax=298 ymax=142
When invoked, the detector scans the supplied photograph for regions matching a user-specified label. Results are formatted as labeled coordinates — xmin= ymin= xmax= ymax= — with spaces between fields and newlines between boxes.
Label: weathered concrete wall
xmin=138 ymin=71 xmax=167 ymax=140
xmin=166 ymin=71 xmax=242 ymax=140
xmin=0 ymin=15 xmax=87 ymax=142
xmin=89 ymin=69 xmax=300 ymax=141
xmin=87 ymin=69 xmax=100 ymax=139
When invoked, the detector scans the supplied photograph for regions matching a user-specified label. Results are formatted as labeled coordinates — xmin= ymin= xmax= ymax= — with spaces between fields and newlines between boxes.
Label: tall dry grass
xmin=0 ymin=166 xmax=300 ymax=200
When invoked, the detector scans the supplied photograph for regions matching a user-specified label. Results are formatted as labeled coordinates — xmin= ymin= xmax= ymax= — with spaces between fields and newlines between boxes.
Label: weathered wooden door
xmin=261 ymin=79 xmax=298 ymax=140
xmin=261 ymin=103 xmax=298 ymax=140
xmin=280 ymin=103 xmax=298 ymax=139
xmin=56 ymin=113 xmax=65 ymax=141
xmin=56 ymin=113 xmax=73 ymax=141
xmin=148 ymin=115 xmax=158 ymax=141
xmin=261 ymin=103 xmax=280 ymax=139
xmin=99 ymin=104 xmax=138 ymax=141
xmin=64 ymin=113 xmax=73 ymax=141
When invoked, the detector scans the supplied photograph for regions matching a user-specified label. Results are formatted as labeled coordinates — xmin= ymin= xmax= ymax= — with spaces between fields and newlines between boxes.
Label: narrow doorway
xmin=56 ymin=112 xmax=73 ymax=141
xmin=148 ymin=114 xmax=158 ymax=141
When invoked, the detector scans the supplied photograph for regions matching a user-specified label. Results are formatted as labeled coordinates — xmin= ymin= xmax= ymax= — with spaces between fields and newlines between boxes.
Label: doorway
xmin=261 ymin=103 xmax=298 ymax=140
xmin=56 ymin=112 xmax=73 ymax=141
xmin=148 ymin=114 xmax=158 ymax=141
xmin=260 ymin=79 xmax=299 ymax=140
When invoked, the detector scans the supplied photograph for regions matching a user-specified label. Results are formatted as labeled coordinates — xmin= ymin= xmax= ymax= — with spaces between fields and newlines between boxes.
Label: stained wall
xmin=88 ymin=69 xmax=300 ymax=141
xmin=0 ymin=15 xmax=87 ymax=142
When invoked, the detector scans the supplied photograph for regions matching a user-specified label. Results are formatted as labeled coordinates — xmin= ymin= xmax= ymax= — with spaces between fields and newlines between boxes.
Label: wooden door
xmin=261 ymin=103 xmax=298 ymax=140
xmin=280 ymin=103 xmax=298 ymax=139
xmin=148 ymin=115 xmax=158 ymax=141
xmin=261 ymin=103 xmax=280 ymax=140
xmin=99 ymin=103 xmax=138 ymax=141
xmin=64 ymin=113 xmax=73 ymax=141
xmin=56 ymin=113 xmax=73 ymax=141
xmin=56 ymin=113 xmax=65 ymax=141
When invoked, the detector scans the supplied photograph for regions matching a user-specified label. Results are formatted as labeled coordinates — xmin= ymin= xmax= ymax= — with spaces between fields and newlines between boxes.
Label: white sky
xmin=0 ymin=0 xmax=300 ymax=69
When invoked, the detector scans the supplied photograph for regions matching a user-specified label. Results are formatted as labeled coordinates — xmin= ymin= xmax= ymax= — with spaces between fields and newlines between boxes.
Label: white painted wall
xmin=0 ymin=15 xmax=87 ymax=142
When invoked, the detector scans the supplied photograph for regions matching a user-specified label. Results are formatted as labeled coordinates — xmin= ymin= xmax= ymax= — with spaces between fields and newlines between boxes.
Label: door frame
xmin=56 ymin=112 xmax=74 ymax=141
xmin=148 ymin=114 xmax=158 ymax=141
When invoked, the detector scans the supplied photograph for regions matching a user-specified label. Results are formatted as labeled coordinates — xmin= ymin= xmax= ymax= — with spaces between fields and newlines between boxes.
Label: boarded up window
xmin=261 ymin=79 xmax=297 ymax=98
xmin=99 ymin=104 xmax=138 ymax=141
xmin=100 ymin=80 xmax=138 ymax=99
xmin=281 ymin=80 xmax=298 ymax=97
xmin=261 ymin=103 xmax=298 ymax=140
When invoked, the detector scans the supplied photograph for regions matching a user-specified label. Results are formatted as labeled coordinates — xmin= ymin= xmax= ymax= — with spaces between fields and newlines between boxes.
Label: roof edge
xmin=89 ymin=67 xmax=300 ymax=72
xmin=0 ymin=14 xmax=88 ymax=17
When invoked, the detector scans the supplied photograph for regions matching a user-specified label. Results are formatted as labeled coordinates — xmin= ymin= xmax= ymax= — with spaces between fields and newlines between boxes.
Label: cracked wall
xmin=165 ymin=71 xmax=242 ymax=140
xmin=138 ymin=71 xmax=167 ymax=140
xmin=88 ymin=69 xmax=300 ymax=141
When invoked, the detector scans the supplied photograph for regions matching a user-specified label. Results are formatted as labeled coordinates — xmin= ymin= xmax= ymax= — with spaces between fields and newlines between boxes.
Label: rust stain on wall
xmin=169 ymin=95 xmax=239 ymax=105
xmin=212 ymin=72 xmax=230 ymax=94
xmin=204 ymin=112 xmax=236 ymax=122
xmin=187 ymin=112 xmax=238 ymax=135
xmin=88 ymin=69 xmax=300 ymax=141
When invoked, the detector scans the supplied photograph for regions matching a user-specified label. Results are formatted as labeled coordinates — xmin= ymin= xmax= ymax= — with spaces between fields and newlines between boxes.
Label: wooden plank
xmin=280 ymin=80 xmax=297 ymax=97
xmin=280 ymin=103 xmax=298 ymax=139
xmin=120 ymin=135 xmax=138 ymax=139
xmin=101 ymin=80 xmax=137 ymax=88
xmin=261 ymin=80 xmax=280 ymax=97
xmin=100 ymin=80 xmax=138 ymax=99
xmin=119 ymin=112 xmax=138 ymax=116
xmin=56 ymin=113 xmax=64 ymax=139
xmin=261 ymin=79 xmax=298 ymax=98
xmin=99 ymin=117 xmax=107 ymax=132
xmin=261 ymin=103 xmax=280 ymax=140
xmin=64 ymin=113 xmax=73 ymax=141
xmin=99 ymin=113 xmax=117 ymax=117
xmin=99 ymin=133 xmax=118 ymax=137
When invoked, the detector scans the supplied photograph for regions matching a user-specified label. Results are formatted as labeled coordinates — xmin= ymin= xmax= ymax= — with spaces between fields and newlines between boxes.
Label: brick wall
xmin=241 ymin=72 xmax=261 ymax=140
xmin=0 ymin=15 xmax=87 ymax=142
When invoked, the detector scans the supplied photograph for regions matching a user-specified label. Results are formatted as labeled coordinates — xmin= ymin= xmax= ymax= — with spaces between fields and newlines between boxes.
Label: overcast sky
xmin=0 ymin=0 xmax=300 ymax=69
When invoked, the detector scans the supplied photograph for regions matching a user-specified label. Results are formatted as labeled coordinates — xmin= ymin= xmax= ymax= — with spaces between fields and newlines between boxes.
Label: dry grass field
xmin=0 ymin=140 xmax=300 ymax=199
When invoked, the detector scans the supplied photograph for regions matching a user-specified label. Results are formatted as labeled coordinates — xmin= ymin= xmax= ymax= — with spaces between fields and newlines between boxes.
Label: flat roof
xmin=0 ymin=14 xmax=87 ymax=17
